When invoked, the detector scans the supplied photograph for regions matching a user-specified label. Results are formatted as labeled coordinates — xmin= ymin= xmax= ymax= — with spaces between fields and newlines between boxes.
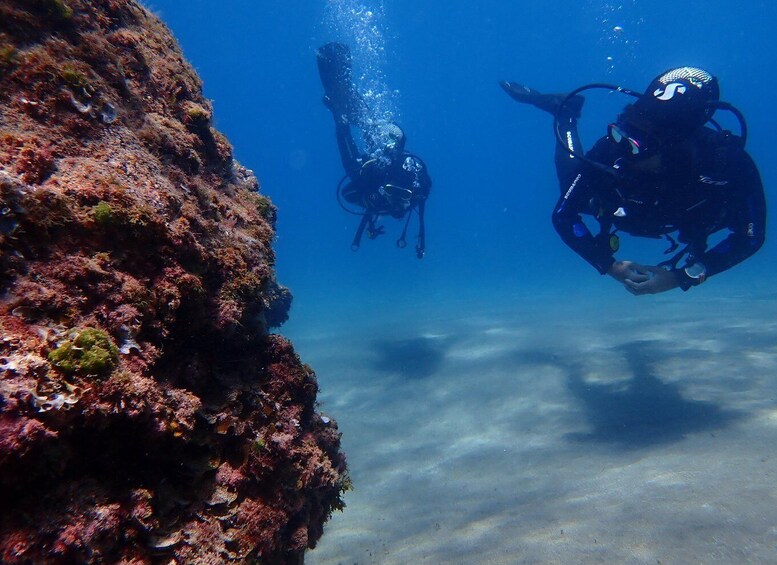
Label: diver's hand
xmin=608 ymin=261 xmax=678 ymax=295
xmin=608 ymin=261 xmax=677 ymax=295
xmin=607 ymin=260 xmax=651 ymax=284
xmin=622 ymin=265 xmax=679 ymax=295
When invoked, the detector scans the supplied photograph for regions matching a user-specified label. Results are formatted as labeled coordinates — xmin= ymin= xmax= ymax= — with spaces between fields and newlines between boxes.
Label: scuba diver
xmin=500 ymin=66 xmax=766 ymax=295
xmin=317 ymin=42 xmax=431 ymax=259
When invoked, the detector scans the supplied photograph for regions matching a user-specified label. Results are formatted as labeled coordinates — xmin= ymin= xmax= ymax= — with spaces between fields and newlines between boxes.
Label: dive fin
xmin=317 ymin=42 xmax=366 ymax=125
xmin=499 ymin=80 xmax=584 ymax=118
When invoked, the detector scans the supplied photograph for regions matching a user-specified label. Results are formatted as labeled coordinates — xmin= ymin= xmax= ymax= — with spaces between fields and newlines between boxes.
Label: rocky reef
xmin=0 ymin=1 xmax=348 ymax=563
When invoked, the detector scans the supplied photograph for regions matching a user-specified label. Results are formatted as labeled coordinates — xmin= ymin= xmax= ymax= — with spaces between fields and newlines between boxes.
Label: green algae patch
xmin=37 ymin=0 xmax=74 ymax=21
xmin=92 ymin=201 xmax=114 ymax=225
xmin=48 ymin=328 xmax=119 ymax=377
xmin=0 ymin=44 xmax=18 ymax=73
xmin=60 ymin=64 xmax=89 ymax=89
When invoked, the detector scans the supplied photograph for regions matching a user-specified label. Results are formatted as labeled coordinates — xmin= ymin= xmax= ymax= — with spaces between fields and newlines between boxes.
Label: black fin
xmin=317 ymin=42 xmax=366 ymax=124
xmin=499 ymin=80 xmax=584 ymax=118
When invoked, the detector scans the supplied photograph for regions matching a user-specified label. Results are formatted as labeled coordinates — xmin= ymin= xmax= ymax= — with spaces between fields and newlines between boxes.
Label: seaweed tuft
xmin=92 ymin=201 xmax=114 ymax=225
xmin=48 ymin=327 xmax=120 ymax=377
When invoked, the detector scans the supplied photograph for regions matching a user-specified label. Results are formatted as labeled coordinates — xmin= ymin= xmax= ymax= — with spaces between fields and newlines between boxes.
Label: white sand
xmin=297 ymin=288 xmax=777 ymax=564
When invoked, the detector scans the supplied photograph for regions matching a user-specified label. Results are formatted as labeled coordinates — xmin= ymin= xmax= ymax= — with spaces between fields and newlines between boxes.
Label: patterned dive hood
xmin=630 ymin=66 xmax=720 ymax=138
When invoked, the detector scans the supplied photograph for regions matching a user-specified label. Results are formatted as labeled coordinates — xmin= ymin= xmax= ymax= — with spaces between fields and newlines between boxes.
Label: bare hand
xmin=608 ymin=261 xmax=650 ymax=284
xmin=608 ymin=261 xmax=679 ymax=295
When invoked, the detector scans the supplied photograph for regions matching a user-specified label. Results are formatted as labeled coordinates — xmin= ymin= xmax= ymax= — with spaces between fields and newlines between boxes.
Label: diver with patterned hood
xmin=317 ymin=42 xmax=431 ymax=259
xmin=501 ymin=67 xmax=766 ymax=294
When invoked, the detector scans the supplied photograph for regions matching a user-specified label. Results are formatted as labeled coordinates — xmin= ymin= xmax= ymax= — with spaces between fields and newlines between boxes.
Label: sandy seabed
xmin=294 ymin=285 xmax=777 ymax=564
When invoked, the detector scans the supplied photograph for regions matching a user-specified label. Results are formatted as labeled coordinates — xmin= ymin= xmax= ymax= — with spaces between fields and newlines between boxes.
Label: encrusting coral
xmin=0 ymin=1 xmax=348 ymax=563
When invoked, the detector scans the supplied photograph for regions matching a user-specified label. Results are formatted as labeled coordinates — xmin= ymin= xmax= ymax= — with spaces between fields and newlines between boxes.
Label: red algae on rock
xmin=0 ymin=1 xmax=348 ymax=563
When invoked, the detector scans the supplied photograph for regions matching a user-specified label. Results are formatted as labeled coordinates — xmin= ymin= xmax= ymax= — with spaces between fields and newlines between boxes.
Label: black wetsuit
xmin=334 ymin=121 xmax=432 ymax=255
xmin=318 ymin=41 xmax=432 ymax=257
xmin=552 ymin=115 xmax=766 ymax=290
xmin=336 ymin=122 xmax=431 ymax=206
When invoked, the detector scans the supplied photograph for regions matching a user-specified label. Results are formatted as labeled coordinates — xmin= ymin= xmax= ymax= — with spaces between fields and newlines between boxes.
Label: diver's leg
xmin=317 ymin=42 xmax=366 ymax=125
xmin=317 ymin=43 xmax=352 ymax=106
xmin=334 ymin=121 xmax=361 ymax=177
xmin=499 ymin=81 xmax=585 ymax=190
xmin=554 ymin=113 xmax=584 ymax=191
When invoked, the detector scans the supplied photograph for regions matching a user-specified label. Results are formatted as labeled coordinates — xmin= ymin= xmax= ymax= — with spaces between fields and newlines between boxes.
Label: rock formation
xmin=0 ymin=1 xmax=348 ymax=562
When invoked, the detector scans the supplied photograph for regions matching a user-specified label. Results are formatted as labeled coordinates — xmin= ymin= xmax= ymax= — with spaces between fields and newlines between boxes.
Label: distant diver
xmin=501 ymin=66 xmax=766 ymax=294
xmin=317 ymin=41 xmax=431 ymax=259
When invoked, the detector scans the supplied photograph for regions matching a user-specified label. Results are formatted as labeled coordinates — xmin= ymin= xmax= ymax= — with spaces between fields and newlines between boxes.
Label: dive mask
xmin=608 ymin=123 xmax=649 ymax=155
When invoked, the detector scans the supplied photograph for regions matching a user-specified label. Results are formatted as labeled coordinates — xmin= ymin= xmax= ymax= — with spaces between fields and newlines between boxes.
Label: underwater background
xmin=146 ymin=1 xmax=777 ymax=563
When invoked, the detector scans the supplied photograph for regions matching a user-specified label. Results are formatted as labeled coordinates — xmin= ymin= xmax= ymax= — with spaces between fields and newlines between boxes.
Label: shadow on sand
xmin=565 ymin=340 xmax=740 ymax=449
xmin=369 ymin=335 xmax=449 ymax=380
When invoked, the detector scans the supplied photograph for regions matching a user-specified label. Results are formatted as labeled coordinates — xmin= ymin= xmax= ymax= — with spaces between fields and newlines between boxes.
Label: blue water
xmin=145 ymin=1 xmax=776 ymax=314
xmin=144 ymin=2 xmax=777 ymax=562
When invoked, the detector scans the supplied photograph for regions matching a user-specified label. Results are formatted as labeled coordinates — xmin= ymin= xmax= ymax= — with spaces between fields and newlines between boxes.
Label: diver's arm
xmin=676 ymin=152 xmax=766 ymax=290
xmin=551 ymin=176 xmax=616 ymax=275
